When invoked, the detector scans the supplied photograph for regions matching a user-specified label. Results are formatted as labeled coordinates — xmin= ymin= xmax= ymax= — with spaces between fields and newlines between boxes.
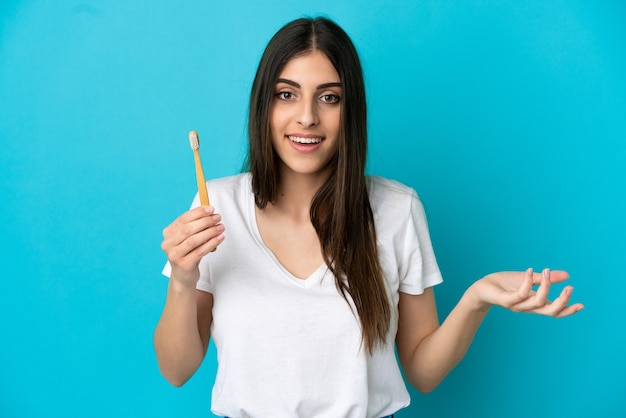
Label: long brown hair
xmin=246 ymin=17 xmax=390 ymax=354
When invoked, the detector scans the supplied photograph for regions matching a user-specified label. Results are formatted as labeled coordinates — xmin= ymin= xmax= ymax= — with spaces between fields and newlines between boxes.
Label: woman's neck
xmin=268 ymin=167 xmax=330 ymax=221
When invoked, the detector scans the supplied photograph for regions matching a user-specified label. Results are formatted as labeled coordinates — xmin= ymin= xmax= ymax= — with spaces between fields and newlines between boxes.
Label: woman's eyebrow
xmin=318 ymin=82 xmax=341 ymax=89
xmin=276 ymin=78 xmax=341 ymax=90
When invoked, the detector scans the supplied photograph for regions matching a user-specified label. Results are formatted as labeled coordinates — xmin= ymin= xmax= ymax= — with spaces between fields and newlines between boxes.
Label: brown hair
xmin=246 ymin=17 xmax=390 ymax=353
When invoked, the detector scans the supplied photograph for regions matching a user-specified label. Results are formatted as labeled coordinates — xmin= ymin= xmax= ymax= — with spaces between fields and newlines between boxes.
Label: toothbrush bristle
xmin=189 ymin=130 xmax=200 ymax=150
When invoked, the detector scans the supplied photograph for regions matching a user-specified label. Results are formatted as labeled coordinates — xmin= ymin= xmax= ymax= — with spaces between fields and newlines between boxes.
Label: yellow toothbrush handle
xmin=194 ymin=149 xmax=210 ymax=207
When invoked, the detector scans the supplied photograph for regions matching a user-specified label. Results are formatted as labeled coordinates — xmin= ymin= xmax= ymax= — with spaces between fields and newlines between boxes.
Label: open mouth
xmin=288 ymin=135 xmax=323 ymax=144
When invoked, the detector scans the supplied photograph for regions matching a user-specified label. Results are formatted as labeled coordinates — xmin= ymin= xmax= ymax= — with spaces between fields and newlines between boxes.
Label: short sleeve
xmin=397 ymin=192 xmax=443 ymax=295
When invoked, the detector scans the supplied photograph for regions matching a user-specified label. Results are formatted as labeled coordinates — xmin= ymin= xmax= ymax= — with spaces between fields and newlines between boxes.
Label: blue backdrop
xmin=1 ymin=1 xmax=624 ymax=417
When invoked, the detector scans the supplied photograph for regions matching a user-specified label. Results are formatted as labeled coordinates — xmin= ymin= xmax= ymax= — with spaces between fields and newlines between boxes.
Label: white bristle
xmin=189 ymin=130 xmax=200 ymax=150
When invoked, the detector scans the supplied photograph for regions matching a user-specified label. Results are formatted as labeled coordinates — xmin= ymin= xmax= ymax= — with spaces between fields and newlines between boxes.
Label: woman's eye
xmin=320 ymin=94 xmax=340 ymax=104
xmin=276 ymin=91 xmax=294 ymax=100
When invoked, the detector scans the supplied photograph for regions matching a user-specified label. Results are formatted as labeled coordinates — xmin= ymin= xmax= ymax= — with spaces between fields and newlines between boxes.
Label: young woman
xmin=154 ymin=17 xmax=583 ymax=418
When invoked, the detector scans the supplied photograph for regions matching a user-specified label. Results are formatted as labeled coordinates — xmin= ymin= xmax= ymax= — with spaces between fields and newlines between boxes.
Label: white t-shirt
xmin=163 ymin=173 xmax=443 ymax=418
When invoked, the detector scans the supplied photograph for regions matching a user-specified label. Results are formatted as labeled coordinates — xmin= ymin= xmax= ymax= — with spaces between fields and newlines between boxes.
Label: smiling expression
xmin=269 ymin=51 xmax=342 ymax=180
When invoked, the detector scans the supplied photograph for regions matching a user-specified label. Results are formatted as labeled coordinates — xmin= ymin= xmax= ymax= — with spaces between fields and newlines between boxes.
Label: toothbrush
xmin=188 ymin=130 xmax=210 ymax=207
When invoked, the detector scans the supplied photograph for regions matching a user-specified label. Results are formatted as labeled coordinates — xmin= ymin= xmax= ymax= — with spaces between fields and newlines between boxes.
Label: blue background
xmin=1 ymin=1 xmax=624 ymax=417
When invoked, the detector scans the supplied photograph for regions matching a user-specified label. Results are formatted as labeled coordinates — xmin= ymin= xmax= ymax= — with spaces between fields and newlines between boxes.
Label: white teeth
xmin=288 ymin=135 xmax=322 ymax=144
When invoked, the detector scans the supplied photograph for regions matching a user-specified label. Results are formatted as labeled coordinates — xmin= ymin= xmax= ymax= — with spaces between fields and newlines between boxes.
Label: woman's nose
xmin=296 ymin=99 xmax=319 ymax=128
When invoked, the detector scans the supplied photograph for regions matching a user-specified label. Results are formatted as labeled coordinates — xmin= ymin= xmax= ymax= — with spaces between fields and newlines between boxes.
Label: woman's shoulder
xmin=366 ymin=176 xmax=420 ymax=203
xmin=366 ymin=176 xmax=426 ymax=223
xmin=202 ymin=173 xmax=252 ymax=205
xmin=206 ymin=172 xmax=251 ymax=190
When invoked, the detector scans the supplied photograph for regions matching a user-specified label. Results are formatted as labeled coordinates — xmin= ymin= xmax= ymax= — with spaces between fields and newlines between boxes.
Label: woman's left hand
xmin=465 ymin=268 xmax=584 ymax=317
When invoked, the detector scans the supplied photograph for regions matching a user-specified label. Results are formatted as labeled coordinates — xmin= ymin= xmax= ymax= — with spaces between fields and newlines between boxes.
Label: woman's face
xmin=269 ymin=51 xmax=341 ymax=180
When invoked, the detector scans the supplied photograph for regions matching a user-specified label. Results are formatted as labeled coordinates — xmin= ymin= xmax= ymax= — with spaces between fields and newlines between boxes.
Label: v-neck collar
xmin=245 ymin=177 xmax=329 ymax=288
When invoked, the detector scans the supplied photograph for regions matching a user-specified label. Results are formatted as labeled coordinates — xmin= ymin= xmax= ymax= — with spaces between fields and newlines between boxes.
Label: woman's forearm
xmin=153 ymin=279 xmax=207 ymax=387
xmin=402 ymin=288 xmax=489 ymax=393
xmin=401 ymin=268 xmax=582 ymax=393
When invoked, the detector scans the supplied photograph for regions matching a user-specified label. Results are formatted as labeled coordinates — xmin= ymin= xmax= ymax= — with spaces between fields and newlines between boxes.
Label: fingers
xmin=161 ymin=206 xmax=225 ymax=270
xmin=495 ymin=269 xmax=533 ymax=309
xmin=534 ymin=286 xmax=585 ymax=318
xmin=544 ymin=269 xmax=569 ymax=284
xmin=482 ymin=267 xmax=582 ymax=318
xmin=164 ymin=207 xmax=221 ymax=244
xmin=526 ymin=269 xmax=569 ymax=286
xmin=555 ymin=303 xmax=585 ymax=318
xmin=175 ymin=222 xmax=224 ymax=258
xmin=164 ymin=207 xmax=218 ymax=244
xmin=179 ymin=225 xmax=225 ymax=260
xmin=511 ymin=269 xmax=584 ymax=317
xmin=517 ymin=268 xmax=534 ymax=298
xmin=509 ymin=268 xmax=550 ymax=312
xmin=536 ymin=286 xmax=573 ymax=317
xmin=531 ymin=268 xmax=552 ymax=306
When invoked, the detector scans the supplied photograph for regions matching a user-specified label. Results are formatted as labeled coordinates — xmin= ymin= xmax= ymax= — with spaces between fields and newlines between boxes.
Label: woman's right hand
xmin=161 ymin=206 xmax=225 ymax=288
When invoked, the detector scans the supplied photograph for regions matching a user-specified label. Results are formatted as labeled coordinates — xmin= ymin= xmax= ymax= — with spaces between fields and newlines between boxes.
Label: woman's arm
xmin=396 ymin=268 xmax=584 ymax=393
xmin=153 ymin=206 xmax=225 ymax=386
xmin=154 ymin=283 xmax=213 ymax=386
